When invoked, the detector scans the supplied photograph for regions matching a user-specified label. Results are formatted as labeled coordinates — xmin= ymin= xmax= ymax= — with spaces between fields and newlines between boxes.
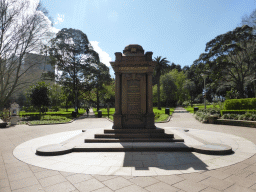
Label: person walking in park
xmin=86 ymin=107 xmax=89 ymax=117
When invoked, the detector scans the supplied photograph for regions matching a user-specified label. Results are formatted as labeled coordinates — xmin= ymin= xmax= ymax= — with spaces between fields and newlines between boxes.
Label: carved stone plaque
xmin=121 ymin=73 xmax=146 ymax=128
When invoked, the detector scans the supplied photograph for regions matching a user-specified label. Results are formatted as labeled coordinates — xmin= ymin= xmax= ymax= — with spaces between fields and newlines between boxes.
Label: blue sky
xmin=41 ymin=0 xmax=256 ymax=77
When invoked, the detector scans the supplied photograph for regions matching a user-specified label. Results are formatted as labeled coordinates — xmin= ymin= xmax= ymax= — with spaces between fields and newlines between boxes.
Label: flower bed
xmin=194 ymin=108 xmax=256 ymax=128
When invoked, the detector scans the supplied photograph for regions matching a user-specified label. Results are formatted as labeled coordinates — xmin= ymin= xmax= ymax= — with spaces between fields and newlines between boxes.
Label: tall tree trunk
xmin=96 ymin=88 xmax=99 ymax=111
xmin=237 ymin=83 xmax=245 ymax=98
xmin=65 ymin=99 xmax=68 ymax=112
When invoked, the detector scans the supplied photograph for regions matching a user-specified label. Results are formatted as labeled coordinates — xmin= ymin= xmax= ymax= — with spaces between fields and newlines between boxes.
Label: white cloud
xmin=51 ymin=27 xmax=60 ymax=34
xmin=55 ymin=14 xmax=64 ymax=25
xmin=90 ymin=41 xmax=112 ymax=67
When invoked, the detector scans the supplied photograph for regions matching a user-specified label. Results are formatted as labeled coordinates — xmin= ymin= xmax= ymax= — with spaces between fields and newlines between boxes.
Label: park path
xmin=1 ymin=107 xmax=256 ymax=191
xmin=77 ymin=107 xmax=96 ymax=119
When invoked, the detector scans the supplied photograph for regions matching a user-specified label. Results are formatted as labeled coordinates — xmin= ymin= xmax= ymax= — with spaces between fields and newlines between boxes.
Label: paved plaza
xmin=1 ymin=108 xmax=256 ymax=191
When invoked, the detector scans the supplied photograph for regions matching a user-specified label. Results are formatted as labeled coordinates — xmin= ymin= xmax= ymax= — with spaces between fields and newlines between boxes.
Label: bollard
xmin=72 ymin=111 xmax=77 ymax=118
xmin=194 ymin=107 xmax=199 ymax=114
xmin=165 ymin=108 xmax=170 ymax=115
xmin=98 ymin=110 xmax=102 ymax=118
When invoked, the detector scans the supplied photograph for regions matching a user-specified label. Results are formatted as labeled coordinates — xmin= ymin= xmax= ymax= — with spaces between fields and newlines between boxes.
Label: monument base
xmin=35 ymin=129 xmax=233 ymax=156
xmin=112 ymin=114 xmax=122 ymax=129
xmin=84 ymin=127 xmax=184 ymax=143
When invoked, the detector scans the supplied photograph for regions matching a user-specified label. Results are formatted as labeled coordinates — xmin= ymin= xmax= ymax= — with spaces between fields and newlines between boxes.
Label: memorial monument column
xmin=146 ymin=72 xmax=155 ymax=129
xmin=113 ymin=72 xmax=122 ymax=129
xmin=110 ymin=44 xmax=157 ymax=129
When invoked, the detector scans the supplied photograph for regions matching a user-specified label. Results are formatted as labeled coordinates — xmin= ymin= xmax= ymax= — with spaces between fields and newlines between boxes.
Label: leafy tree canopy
xmin=194 ymin=25 xmax=256 ymax=98
xmin=30 ymin=82 xmax=50 ymax=110
xmin=49 ymin=28 xmax=100 ymax=90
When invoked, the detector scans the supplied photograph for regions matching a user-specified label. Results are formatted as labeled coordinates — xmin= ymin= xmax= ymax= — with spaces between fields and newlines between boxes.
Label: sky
xmin=40 ymin=0 xmax=256 ymax=77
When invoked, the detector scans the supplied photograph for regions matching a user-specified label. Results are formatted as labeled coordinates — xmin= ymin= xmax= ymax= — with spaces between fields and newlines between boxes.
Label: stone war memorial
xmin=36 ymin=44 xmax=233 ymax=155
xmin=88 ymin=44 xmax=184 ymax=144
xmin=111 ymin=44 xmax=156 ymax=130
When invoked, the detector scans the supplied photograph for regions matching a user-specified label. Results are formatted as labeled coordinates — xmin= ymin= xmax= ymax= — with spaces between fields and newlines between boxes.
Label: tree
xmin=49 ymin=28 xmax=100 ymax=112
xmin=183 ymin=79 xmax=196 ymax=106
xmin=102 ymin=80 xmax=115 ymax=106
xmin=0 ymin=0 xmax=54 ymax=110
xmin=153 ymin=56 xmax=170 ymax=109
xmin=240 ymin=8 xmax=256 ymax=33
xmin=160 ymin=73 xmax=177 ymax=107
xmin=90 ymin=62 xmax=112 ymax=111
xmin=240 ymin=9 xmax=256 ymax=97
xmin=30 ymin=82 xmax=50 ymax=113
xmin=196 ymin=25 xmax=256 ymax=98
xmin=168 ymin=69 xmax=187 ymax=105
xmin=49 ymin=84 xmax=62 ymax=109
xmin=61 ymin=86 xmax=73 ymax=112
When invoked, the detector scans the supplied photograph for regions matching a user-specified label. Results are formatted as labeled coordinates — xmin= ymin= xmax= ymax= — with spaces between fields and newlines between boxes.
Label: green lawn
xmin=93 ymin=107 xmax=174 ymax=122
xmin=29 ymin=119 xmax=72 ymax=125
xmin=19 ymin=106 xmax=174 ymax=125
xmin=19 ymin=108 xmax=85 ymax=125
xmin=19 ymin=108 xmax=85 ymax=116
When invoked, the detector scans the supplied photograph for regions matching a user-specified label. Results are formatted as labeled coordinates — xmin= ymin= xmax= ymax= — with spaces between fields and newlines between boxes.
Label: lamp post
xmin=201 ymin=73 xmax=207 ymax=110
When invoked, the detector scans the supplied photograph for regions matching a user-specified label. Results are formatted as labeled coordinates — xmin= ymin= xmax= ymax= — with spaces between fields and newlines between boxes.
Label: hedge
xmin=224 ymin=98 xmax=256 ymax=110
xmin=220 ymin=110 xmax=256 ymax=116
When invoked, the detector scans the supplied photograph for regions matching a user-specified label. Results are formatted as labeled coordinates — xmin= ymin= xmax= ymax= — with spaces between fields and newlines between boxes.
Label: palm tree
xmin=154 ymin=56 xmax=170 ymax=110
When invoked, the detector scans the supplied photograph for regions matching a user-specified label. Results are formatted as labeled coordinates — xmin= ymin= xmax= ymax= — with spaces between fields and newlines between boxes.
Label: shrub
xmin=238 ymin=115 xmax=245 ymax=120
xmin=209 ymin=108 xmax=220 ymax=115
xmin=202 ymin=114 xmax=210 ymax=122
xmin=244 ymin=112 xmax=252 ymax=120
xmin=52 ymin=106 xmax=59 ymax=112
xmin=229 ymin=114 xmax=238 ymax=119
xmin=23 ymin=106 xmax=37 ymax=112
xmin=220 ymin=110 xmax=256 ymax=116
xmin=0 ymin=108 xmax=10 ymax=122
xmin=249 ymin=114 xmax=256 ymax=121
xmin=222 ymin=114 xmax=230 ymax=119
xmin=224 ymin=98 xmax=256 ymax=110
xmin=182 ymin=101 xmax=190 ymax=107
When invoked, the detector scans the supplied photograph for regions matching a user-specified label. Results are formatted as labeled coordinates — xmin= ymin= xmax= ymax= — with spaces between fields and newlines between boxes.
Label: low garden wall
xmin=215 ymin=119 xmax=256 ymax=128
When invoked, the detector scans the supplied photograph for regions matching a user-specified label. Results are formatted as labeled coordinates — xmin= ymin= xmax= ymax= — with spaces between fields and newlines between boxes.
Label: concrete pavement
xmin=1 ymin=107 xmax=256 ymax=191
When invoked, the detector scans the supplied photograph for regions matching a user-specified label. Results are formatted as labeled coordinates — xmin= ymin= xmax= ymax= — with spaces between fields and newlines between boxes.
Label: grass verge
xmin=29 ymin=119 xmax=71 ymax=125
xmin=184 ymin=104 xmax=220 ymax=113
xmin=19 ymin=108 xmax=82 ymax=125
xmin=93 ymin=107 xmax=174 ymax=122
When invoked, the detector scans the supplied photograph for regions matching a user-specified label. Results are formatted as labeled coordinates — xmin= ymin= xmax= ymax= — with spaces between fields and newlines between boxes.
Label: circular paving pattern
xmin=13 ymin=127 xmax=256 ymax=176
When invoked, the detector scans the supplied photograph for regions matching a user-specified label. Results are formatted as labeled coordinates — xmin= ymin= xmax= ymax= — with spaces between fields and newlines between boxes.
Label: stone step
xmin=74 ymin=142 xmax=192 ymax=152
xmin=94 ymin=133 xmax=174 ymax=139
xmin=104 ymin=129 xmax=165 ymax=134
xmin=84 ymin=138 xmax=184 ymax=143
xmin=173 ymin=110 xmax=189 ymax=113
